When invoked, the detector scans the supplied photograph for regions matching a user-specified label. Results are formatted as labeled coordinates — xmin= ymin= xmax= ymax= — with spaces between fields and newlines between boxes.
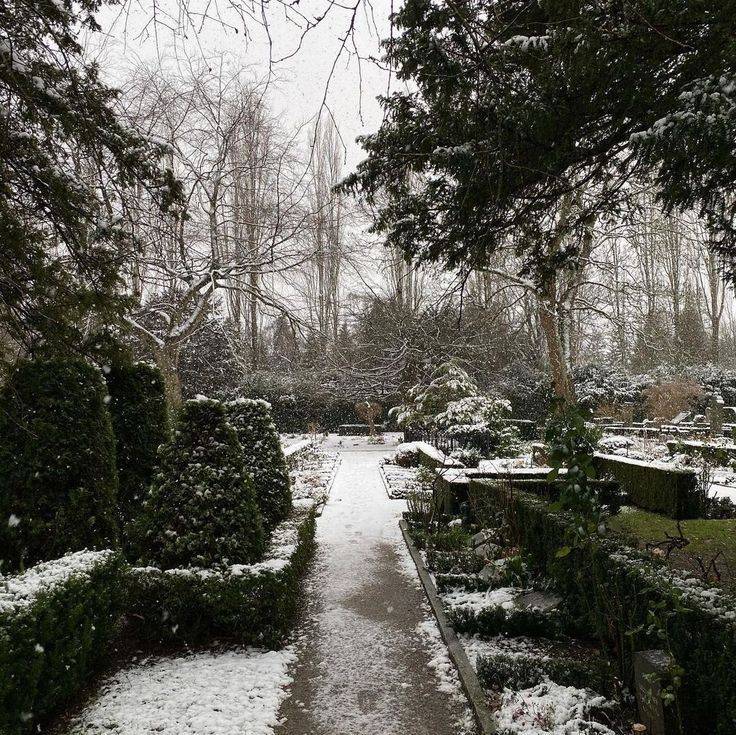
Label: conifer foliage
xmin=0 ymin=358 xmax=119 ymax=571
xmin=139 ymin=397 xmax=265 ymax=569
xmin=0 ymin=0 xmax=180 ymax=348
xmin=105 ymin=361 xmax=169 ymax=548
xmin=227 ymin=399 xmax=292 ymax=530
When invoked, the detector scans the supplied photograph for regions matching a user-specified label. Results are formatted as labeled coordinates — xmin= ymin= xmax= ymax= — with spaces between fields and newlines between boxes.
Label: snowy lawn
xmin=66 ymin=648 xmax=296 ymax=735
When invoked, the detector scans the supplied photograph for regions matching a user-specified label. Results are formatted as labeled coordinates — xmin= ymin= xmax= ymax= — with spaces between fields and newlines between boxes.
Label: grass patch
xmin=609 ymin=508 xmax=736 ymax=589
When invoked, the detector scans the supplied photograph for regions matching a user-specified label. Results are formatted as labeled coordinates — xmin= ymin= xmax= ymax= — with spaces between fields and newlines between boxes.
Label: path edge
xmin=399 ymin=518 xmax=497 ymax=735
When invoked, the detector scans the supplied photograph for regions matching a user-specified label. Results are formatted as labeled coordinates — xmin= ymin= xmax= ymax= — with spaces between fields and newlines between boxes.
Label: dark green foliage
xmin=341 ymin=0 xmax=736 ymax=279
xmin=448 ymin=601 xmax=563 ymax=640
xmin=226 ymin=399 xmax=292 ymax=530
xmin=0 ymin=358 xmax=119 ymax=571
xmin=128 ymin=510 xmax=315 ymax=645
xmin=424 ymin=549 xmax=484 ymax=575
xmin=0 ymin=0 xmax=179 ymax=348
xmin=0 ymin=550 xmax=125 ymax=735
xmin=469 ymin=478 xmax=736 ymax=734
xmin=138 ymin=397 xmax=265 ymax=569
xmin=434 ymin=573 xmax=488 ymax=594
xmin=476 ymin=651 xmax=614 ymax=696
xmin=105 ymin=362 xmax=169 ymax=549
xmin=593 ymin=454 xmax=701 ymax=519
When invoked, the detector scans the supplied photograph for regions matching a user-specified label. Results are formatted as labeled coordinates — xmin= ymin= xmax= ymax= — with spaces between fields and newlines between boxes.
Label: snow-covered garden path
xmin=276 ymin=442 xmax=473 ymax=735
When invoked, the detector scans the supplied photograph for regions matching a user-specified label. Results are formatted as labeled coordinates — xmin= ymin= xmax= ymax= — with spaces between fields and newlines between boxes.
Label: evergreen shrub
xmin=0 ymin=358 xmax=119 ymax=571
xmin=128 ymin=509 xmax=315 ymax=645
xmin=0 ymin=550 xmax=124 ymax=734
xmin=593 ymin=453 xmax=701 ymax=519
xmin=105 ymin=362 xmax=169 ymax=547
xmin=137 ymin=397 xmax=264 ymax=569
xmin=226 ymin=399 xmax=292 ymax=529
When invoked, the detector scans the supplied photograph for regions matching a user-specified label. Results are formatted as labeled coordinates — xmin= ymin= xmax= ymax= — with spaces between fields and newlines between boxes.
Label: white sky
xmin=92 ymin=0 xmax=394 ymax=170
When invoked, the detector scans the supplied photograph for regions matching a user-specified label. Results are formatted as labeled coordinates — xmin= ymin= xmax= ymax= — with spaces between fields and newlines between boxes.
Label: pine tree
xmin=0 ymin=0 xmax=180 ymax=348
xmin=138 ymin=398 xmax=265 ymax=569
xmin=341 ymin=2 xmax=736 ymax=279
xmin=227 ymin=399 xmax=292 ymax=530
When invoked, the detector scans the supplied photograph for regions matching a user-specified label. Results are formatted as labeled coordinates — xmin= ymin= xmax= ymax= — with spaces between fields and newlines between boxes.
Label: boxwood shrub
xmin=468 ymin=478 xmax=736 ymax=734
xmin=136 ymin=397 xmax=265 ymax=569
xmin=593 ymin=453 xmax=701 ymax=519
xmin=227 ymin=399 xmax=292 ymax=530
xmin=0 ymin=358 xmax=119 ymax=571
xmin=476 ymin=650 xmax=614 ymax=695
xmin=127 ymin=508 xmax=315 ymax=645
xmin=105 ymin=362 xmax=169 ymax=550
xmin=0 ymin=550 xmax=125 ymax=734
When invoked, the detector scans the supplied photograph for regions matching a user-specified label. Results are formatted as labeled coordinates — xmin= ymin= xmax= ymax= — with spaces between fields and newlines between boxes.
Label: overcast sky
xmin=92 ymin=0 xmax=394 ymax=171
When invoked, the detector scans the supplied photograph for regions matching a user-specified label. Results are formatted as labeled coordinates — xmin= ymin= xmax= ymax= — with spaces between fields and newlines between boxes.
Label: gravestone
xmin=515 ymin=590 xmax=562 ymax=613
xmin=707 ymin=394 xmax=725 ymax=433
xmin=633 ymin=649 xmax=675 ymax=735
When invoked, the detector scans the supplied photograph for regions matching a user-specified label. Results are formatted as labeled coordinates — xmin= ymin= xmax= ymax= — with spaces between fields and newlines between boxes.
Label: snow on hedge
xmin=496 ymin=680 xmax=615 ymax=734
xmin=0 ymin=549 xmax=116 ymax=612
xmin=67 ymin=648 xmax=296 ymax=735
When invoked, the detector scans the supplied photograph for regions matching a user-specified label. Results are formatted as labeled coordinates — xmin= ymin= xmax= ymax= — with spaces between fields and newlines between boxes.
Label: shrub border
xmin=468 ymin=478 xmax=736 ymax=734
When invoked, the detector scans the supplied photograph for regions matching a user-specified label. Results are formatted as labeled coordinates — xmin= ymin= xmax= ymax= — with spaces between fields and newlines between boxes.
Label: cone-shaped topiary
xmin=0 ymin=358 xmax=119 ymax=572
xmin=104 ymin=361 xmax=169 ymax=551
xmin=227 ymin=399 xmax=292 ymax=530
xmin=139 ymin=397 xmax=265 ymax=569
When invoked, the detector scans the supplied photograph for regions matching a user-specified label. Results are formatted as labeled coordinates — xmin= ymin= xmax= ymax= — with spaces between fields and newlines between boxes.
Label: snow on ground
xmin=441 ymin=586 xmax=520 ymax=614
xmin=495 ymin=680 xmax=615 ymax=735
xmin=66 ymin=648 xmax=296 ymax=735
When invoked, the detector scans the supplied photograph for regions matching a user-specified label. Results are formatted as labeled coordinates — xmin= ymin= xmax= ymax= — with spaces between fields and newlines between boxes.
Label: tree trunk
xmin=538 ymin=299 xmax=575 ymax=407
xmin=154 ymin=345 xmax=183 ymax=410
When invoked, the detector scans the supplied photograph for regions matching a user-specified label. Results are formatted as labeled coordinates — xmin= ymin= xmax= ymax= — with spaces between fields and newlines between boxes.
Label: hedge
xmin=468 ymin=478 xmax=736 ymax=734
xmin=593 ymin=453 xmax=701 ymax=519
xmin=227 ymin=399 xmax=292 ymax=530
xmin=0 ymin=550 xmax=125 ymax=734
xmin=105 ymin=362 xmax=169 ymax=551
xmin=0 ymin=358 xmax=119 ymax=571
xmin=127 ymin=507 xmax=316 ymax=646
xmin=475 ymin=651 xmax=613 ymax=695
xmin=137 ymin=397 xmax=265 ymax=569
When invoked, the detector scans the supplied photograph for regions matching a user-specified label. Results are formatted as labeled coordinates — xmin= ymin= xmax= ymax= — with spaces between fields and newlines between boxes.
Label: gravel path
xmin=276 ymin=442 xmax=472 ymax=735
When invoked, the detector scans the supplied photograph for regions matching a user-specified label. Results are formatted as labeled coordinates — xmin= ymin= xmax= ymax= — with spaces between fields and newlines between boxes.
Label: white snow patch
xmin=67 ymin=647 xmax=296 ymax=735
xmin=496 ymin=680 xmax=615 ymax=734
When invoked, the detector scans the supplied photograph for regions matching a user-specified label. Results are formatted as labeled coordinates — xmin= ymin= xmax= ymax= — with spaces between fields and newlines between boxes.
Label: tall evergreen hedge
xmin=138 ymin=397 xmax=265 ymax=569
xmin=0 ymin=358 xmax=119 ymax=572
xmin=104 ymin=362 xmax=169 ymax=545
xmin=227 ymin=399 xmax=292 ymax=529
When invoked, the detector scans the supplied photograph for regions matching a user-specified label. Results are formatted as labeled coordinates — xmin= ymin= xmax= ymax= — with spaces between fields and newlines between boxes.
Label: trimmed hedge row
xmin=593 ymin=453 xmax=701 ymax=519
xmin=0 ymin=550 xmax=125 ymax=735
xmin=475 ymin=651 xmax=613 ymax=695
xmin=468 ymin=478 xmax=736 ymax=734
xmin=127 ymin=507 xmax=316 ymax=646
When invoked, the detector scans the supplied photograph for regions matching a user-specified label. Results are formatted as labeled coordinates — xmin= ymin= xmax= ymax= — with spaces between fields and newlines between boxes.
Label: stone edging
xmin=399 ymin=519 xmax=497 ymax=735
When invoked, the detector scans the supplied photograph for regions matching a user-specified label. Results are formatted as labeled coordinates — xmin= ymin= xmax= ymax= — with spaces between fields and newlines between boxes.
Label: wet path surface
xmin=276 ymin=444 xmax=469 ymax=735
